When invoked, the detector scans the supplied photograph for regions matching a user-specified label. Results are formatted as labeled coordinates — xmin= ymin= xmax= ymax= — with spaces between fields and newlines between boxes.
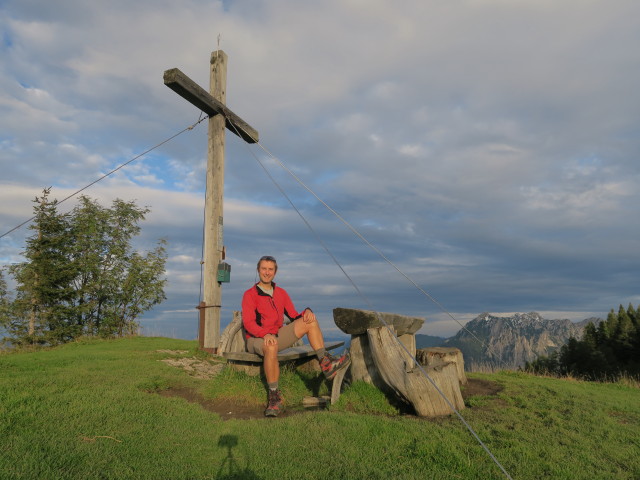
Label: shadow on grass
xmin=216 ymin=434 xmax=262 ymax=480
xmin=294 ymin=369 xmax=326 ymax=397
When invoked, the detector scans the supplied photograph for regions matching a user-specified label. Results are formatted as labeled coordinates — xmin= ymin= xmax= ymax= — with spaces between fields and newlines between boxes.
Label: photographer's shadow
xmin=216 ymin=434 xmax=262 ymax=480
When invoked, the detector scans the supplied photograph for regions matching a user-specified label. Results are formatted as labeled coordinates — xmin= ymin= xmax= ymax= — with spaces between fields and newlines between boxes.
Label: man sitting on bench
xmin=242 ymin=255 xmax=350 ymax=417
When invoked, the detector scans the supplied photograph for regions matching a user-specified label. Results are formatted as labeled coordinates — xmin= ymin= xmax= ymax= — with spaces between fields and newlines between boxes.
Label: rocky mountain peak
xmin=443 ymin=312 xmax=600 ymax=369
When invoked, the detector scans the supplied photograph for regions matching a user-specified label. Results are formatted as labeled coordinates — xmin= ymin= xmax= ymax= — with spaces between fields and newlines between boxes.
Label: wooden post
xmin=197 ymin=301 xmax=205 ymax=350
xmin=163 ymin=53 xmax=258 ymax=355
xmin=201 ymin=50 xmax=227 ymax=354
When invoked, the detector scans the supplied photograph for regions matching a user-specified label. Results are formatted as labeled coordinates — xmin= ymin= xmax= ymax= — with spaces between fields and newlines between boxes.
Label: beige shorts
xmin=246 ymin=321 xmax=300 ymax=356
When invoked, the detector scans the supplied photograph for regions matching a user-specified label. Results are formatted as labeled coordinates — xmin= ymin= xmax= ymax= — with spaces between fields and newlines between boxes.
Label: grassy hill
xmin=1 ymin=337 xmax=638 ymax=479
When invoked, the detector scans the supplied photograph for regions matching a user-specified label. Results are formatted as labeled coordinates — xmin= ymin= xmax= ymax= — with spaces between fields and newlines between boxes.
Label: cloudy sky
xmin=1 ymin=0 xmax=639 ymax=341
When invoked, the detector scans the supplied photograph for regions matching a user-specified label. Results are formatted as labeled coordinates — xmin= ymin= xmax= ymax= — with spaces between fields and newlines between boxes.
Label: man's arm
xmin=281 ymin=289 xmax=313 ymax=323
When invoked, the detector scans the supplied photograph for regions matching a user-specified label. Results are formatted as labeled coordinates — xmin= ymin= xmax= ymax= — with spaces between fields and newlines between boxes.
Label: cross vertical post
xmin=164 ymin=51 xmax=258 ymax=355
xmin=202 ymin=50 xmax=227 ymax=353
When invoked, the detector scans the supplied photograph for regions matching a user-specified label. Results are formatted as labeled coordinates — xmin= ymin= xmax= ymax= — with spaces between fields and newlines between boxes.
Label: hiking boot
xmin=320 ymin=351 xmax=351 ymax=380
xmin=264 ymin=389 xmax=284 ymax=417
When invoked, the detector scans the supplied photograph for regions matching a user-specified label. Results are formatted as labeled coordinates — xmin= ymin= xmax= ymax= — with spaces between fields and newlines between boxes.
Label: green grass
xmin=1 ymin=337 xmax=639 ymax=479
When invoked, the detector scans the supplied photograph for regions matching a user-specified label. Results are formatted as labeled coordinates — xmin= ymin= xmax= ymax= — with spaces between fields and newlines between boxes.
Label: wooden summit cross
xmin=163 ymin=51 xmax=259 ymax=354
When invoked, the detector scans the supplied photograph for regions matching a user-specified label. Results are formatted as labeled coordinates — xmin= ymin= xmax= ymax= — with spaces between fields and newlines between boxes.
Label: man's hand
xmin=263 ymin=333 xmax=277 ymax=346
xmin=302 ymin=309 xmax=316 ymax=324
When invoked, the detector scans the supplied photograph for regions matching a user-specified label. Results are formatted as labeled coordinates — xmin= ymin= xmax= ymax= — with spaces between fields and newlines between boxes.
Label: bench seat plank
xmin=222 ymin=340 xmax=344 ymax=363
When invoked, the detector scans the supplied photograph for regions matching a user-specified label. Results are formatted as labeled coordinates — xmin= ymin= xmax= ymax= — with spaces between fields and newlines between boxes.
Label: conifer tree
xmin=628 ymin=303 xmax=639 ymax=328
xmin=582 ymin=322 xmax=598 ymax=349
xmin=8 ymin=190 xmax=77 ymax=344
xmin=615 ymin=306 xmax=634 ymax=338
xmin=0 ymin=268 xmax=10 ymax=337
xmin=559 ymin=337 xmax=606 ymax=379
xmin=613 ymin=304 xmax=635 ymax=364
xmin=596 ymin=320 xmax=609 ymax=345
xmin=605 ymin=308 xmax=618 ymax=338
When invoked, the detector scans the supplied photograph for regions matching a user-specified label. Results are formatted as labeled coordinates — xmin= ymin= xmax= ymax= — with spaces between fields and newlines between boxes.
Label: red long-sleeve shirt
xmin=241 ymin=283 xmax=306 ymax=338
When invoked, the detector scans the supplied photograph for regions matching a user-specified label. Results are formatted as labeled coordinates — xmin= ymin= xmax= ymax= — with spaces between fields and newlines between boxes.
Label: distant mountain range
xmin=415 ymin=333 xmax=447 ymax=348
xmin=416 ymin=312 xmax=602 ymax=369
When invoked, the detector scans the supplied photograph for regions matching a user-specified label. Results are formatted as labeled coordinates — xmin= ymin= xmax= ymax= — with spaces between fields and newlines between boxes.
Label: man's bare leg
xmin=294 ymin=317 xmax=350 ymax=380
xmin=263 ymin=340 xmax=284 ymax=417
xmin=263 ymin=341 xmax=280 ymax=384
xmin=293 ymin=317 xmax=324 ymax=350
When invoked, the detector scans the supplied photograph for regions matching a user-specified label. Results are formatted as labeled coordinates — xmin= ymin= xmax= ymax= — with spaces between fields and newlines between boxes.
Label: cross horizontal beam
xmin=163 ymin=67 xmax=259 ymax=144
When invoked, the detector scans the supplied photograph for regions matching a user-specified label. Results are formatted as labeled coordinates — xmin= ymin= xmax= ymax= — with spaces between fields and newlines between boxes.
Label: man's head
xmin=257 ymin=255 xmax=277 ymax=285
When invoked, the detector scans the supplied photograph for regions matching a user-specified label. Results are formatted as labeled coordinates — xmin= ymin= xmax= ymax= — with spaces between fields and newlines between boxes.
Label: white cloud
xmin=397 ymin=144 xmax=424 ymax=158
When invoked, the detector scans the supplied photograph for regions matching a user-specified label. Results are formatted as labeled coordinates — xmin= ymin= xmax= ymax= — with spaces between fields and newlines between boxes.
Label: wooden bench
xmin=222 ymin=341 xmax=345 ymax=376
xmin=219 ymin=312 xmax=346 ymax=376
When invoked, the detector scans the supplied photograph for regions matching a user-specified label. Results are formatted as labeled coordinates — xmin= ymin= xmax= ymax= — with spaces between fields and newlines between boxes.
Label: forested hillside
xmin=526 ymin=303 xmax=640 ymax=379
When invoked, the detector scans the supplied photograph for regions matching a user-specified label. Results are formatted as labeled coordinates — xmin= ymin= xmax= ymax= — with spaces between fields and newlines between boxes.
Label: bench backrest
xmin=218 ymin=311 xmax=247 ymax=354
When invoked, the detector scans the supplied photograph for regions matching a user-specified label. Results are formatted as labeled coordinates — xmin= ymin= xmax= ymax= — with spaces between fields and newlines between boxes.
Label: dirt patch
xmin=157 ymin=350 xmax=224 ymax=379
xmin=160 ymin=357 xmax=224 ymax=379
xmin=157 ymin=386 xmax=324 ymax=420
xmin=461 ymin=378 xmax=503 ymax=398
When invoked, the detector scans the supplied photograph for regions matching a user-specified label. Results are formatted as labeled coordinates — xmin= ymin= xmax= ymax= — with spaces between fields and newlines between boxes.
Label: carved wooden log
xmin=416 ymin=347 xmax=467 ymax=385
xmin=348 ymin=334 xmax=386 ymax=388
xmin=218 ymin=311 xmax=246 ymax=354
xmin=398 ymin=333 xmax=417 ymax=370
xmin=367 ymin=326 xmax=465 ymax=417
xmin=335 ymin=307 xmax=423 ymax=384
xmin=350 ymin=331 xmax=418 ymax=379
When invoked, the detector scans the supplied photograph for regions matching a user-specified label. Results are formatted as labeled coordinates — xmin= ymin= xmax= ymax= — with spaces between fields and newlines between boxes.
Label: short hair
xmin=257 ymin=255 xmax=277 ymax=272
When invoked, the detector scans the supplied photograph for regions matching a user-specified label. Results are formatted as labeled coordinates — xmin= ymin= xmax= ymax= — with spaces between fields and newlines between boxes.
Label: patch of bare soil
xmin=160 ymin=357 xmax=224 ymax=379
xmin=158 ymin=387 xmax=262 ymax=420
xmin=157 ymin=350 xmax=224 ymax=379
xmin=461 ymin=378 xmax=503 ymax=398
xmin=157 ymin=387 xmax=323 ymax=420
xmin=155 ymin=351 xmax=324 ymax=419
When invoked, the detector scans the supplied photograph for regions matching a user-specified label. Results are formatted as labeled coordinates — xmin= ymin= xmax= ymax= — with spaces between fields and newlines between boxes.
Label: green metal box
xmin=217 ymin=261 xmax=231 ymax=283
